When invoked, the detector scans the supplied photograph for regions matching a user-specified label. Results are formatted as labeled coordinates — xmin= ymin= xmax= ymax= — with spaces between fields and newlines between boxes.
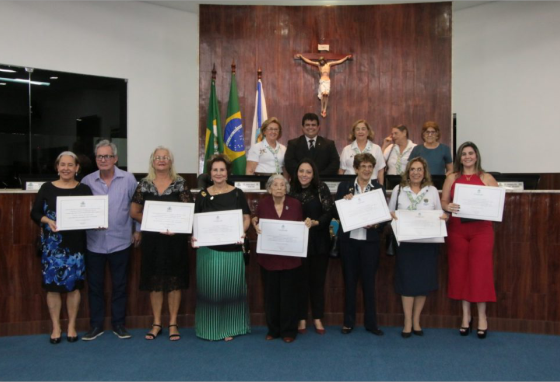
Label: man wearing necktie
xmin=285 ymin=113 xmax=340 ymax=178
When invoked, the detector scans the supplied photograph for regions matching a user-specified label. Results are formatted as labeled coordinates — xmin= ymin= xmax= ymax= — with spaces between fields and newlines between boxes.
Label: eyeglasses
xmin=154 ymin=156 xmax=171 ymax=161
xmin=424 ymin=131 xmax=437 ymax=135
xmin=96 ymin=155 xmax=115 ymax=161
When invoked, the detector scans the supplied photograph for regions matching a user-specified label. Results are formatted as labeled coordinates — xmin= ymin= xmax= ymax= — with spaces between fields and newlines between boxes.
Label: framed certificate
xmin=335 ymin=189 xmax=392 ymax=232
xmin=56 ymin=195 xmax=108 ymax=231
xmin=452 ymin=184 xmax=506 ymax=222
xmin=141 ymin=200 xmax=195 ymax=234
xmin=193 ymin=209 xmax=244 ymax=247
xmin=394 ymin=210 xmax=447 ymax=241
xmin=256 ymin=219 xmax=309 ymax=257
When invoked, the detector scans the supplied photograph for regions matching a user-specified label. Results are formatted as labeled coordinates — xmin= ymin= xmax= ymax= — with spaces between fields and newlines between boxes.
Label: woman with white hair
xmin=131 ymin=146 xmax=193 ymax=341
xmin=30 ymin=151 xmax=93 ymax=344
xmin=252 ymin=174 xmax=310 ymax=343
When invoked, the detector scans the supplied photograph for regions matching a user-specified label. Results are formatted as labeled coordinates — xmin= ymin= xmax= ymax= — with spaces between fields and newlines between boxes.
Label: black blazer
xmin=284 ymin=135 xmax=340 ymax=177
xmin=334 ymin=179 xmax=387 ymax=242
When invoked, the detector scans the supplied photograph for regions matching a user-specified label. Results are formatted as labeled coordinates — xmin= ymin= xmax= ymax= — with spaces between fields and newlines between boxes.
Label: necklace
xmin=465 ymin=174 xmax=474 ymax=181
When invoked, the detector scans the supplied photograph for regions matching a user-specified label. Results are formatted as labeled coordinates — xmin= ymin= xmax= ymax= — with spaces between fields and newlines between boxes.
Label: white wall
xmin=0 ymin=1 xmax=199 ymax=173
xmin=453 ymin=1 xmax=560 ymax=173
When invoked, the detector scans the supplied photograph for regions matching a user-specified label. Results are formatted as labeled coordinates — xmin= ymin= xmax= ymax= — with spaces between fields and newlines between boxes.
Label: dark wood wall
xmin=2 ymin=191 xmax=560 ymax=336
xmin=198 ymin=3 xmax=452 ymax=171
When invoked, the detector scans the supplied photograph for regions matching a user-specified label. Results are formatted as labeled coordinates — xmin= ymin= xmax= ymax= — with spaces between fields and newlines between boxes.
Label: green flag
xmin=204 ymin=78 xmax=224 ymax=173
xmin=224 ymin=72 xmax=246 ymax=175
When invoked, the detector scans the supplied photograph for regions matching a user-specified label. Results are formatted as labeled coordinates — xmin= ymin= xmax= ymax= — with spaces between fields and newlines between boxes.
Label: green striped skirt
xmin=195 ymin=247 xmax=251 ymax=340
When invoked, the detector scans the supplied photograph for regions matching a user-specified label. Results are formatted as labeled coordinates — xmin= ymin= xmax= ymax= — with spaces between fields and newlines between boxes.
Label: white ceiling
xmin=143 ymin=0 xmax=492 ymax=14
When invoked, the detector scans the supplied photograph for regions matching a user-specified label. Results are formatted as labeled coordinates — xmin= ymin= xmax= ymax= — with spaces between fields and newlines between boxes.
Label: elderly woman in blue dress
xmin=388 ymin=157 xmax=448 ymax=337
xmin=30 ymin=151 xmax=92 ymax=344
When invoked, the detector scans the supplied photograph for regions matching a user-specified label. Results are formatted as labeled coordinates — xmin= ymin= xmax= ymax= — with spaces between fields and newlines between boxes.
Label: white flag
xmin=250 ymin=79 xmax=268 ymax=145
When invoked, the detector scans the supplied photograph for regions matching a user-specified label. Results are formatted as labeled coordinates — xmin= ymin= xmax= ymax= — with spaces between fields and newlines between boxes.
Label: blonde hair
xmin=145 ymin=146 xmax=178 ymax=182
xmin=258 ymin=117 xmax=283 ymax=141
xmin=399 ymin=157 xmax=433 ymax=189
xmin=348 ymin=119 xmax=375 ymax=141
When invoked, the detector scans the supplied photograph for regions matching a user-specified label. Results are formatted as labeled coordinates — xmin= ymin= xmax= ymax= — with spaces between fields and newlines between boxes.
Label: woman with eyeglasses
xmin=30 ymin=151 xmax=92 ymax=344
xmin=130 ymin=146 xmax=193 ymax=341
xmin=409 ymin=121 xmax=453 ymax=175
xmin=246 ymin=117 xmax=288 ymax=177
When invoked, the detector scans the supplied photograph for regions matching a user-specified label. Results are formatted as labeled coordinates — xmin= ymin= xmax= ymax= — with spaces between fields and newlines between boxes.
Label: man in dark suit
xmin=284 ymin=113 xmax=340 ymax=177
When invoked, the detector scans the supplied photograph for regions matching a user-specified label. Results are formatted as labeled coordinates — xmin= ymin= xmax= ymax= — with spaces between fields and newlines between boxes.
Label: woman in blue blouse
xmin=409 ymin=121 xmax=452 ymax=175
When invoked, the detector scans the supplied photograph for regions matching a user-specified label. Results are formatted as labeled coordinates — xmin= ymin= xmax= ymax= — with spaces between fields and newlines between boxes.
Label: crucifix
xmin=295 ymin=52 xmax=353 ymax=118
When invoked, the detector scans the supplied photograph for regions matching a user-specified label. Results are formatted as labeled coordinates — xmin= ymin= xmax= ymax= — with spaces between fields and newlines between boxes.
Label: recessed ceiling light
xmin=0 ymin=68 xmax=16 ymax=73
xmin=50 ymin=76 xmax=58 ymax=80
xmin=0 ymin=83 xmax=6 ymax=85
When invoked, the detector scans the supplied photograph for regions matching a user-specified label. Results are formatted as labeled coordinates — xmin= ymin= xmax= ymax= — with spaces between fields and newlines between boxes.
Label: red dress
xmin=447 ymin=174 xmax=497 ymax=302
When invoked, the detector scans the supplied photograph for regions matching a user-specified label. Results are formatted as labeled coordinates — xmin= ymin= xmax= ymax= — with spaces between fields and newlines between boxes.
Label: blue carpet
xmin=1 ymin=326 xmax=559 ymax=381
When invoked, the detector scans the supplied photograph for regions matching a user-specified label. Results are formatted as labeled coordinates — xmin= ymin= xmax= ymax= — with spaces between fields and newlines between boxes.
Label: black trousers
xmin=340 ymin=239 xmax=380 ymax=330
xmin=85 ymin=246 xmax=131 ymax=328
xmin=261 ymin=266 xmax=300 ymax=338
xmin=298 ymin=255 xmax=329 ymax=320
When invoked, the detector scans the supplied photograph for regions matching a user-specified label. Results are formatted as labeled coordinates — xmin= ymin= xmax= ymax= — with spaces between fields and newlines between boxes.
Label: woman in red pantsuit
xmin=441 ymin=142 xmax=498 ymax=339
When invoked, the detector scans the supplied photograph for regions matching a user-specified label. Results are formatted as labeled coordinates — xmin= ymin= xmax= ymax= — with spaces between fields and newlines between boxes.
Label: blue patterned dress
xmin=31 ymin=182 xmax=92 ymax=292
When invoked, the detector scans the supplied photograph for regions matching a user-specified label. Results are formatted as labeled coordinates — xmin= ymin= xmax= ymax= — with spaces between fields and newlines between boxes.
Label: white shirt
xmin=339 ymin=140 xmax=386 ymax=180
xmin=305 ymin=136 xmax=318 ymax=149
xmin=247 ymin=139 xmax=287 ymax=174
xmin=388 ymin=185 xmax=442 ymax=212
xmin=383 ymin=139 xmax=416 ymax=175
xmin=349 ymin=177 xmax=376 ymax=241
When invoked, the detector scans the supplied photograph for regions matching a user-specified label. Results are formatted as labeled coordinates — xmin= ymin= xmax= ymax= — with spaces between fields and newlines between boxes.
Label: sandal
xmin=145 ymin=324 xmax=162 ymax=340
xmin=169 ymin=324 xmax=181 ymax=341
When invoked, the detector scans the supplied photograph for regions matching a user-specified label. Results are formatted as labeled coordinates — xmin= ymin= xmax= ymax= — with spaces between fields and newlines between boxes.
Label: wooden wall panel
xmin=2 ymin=191 xmax=560 ymax=336
xmin=198 ymin=3 xmax=452 ymax=173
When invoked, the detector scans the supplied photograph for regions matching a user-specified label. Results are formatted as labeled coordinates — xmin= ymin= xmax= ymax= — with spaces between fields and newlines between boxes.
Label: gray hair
xmin=265 ymin=174 xmax=290 ymax=193
xmin=54 ymin=151 xmax=79 ymax=170
xmin=95 ymin=139 xmax=118 ymax=156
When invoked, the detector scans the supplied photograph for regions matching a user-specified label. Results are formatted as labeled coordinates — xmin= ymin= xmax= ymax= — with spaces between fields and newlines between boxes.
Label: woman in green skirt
xmin=192 ymin=154 xmax=251 ymax=341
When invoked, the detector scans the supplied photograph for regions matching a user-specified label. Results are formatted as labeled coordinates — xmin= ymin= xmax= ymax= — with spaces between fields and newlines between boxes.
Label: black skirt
xmin=394 ymin=242 xmax=439 ymax=296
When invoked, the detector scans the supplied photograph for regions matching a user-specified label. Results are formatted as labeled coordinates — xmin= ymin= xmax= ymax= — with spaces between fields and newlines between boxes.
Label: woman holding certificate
xmin=30 ymin=151 xmax=92 ymax=344
xmin=192 ymin=154 xmax=251 ymax=341
xmin=253 ymin=175 xmax=309 ymax=343
xmin=131 ymin=146 xmax=193 ymax=341
xmin=289 ymin=159 xmax=334 ymax=335
xmin=441 ymin=142 xmax=498 ymax=339
xmin=334 ymin=153 xmax=386 ymax=336
xmin=388 ymin=157 xmax=447 ymax=338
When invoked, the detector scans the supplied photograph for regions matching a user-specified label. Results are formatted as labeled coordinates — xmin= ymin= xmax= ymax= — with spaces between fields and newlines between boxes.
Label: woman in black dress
xmin=289 ymin=159 xmax=334 ymax=335
xmin=130 ymin=146 xmax=193 ymax=341
xmin=30 ymin=151 xmax=92 ymax=344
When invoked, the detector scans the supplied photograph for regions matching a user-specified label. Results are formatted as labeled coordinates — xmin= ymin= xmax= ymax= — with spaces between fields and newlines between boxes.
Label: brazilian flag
xmin=224 ymin=72 xmax=246 ymax=175
xmin=204 ymin=77 xmax=224 ymax=173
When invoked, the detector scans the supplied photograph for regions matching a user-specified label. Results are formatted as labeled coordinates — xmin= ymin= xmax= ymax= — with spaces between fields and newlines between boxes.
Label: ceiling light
xmin=0 ymin=77 xmax=50 ymax=86
xmin=50 ymin=76 xmax=58 ymax=80
xmin=0 ymin=68 xmax=16 ymax=73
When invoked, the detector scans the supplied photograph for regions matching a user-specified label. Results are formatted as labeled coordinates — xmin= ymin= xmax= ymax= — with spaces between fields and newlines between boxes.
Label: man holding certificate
xmin=334 ymin=153 xmax=387 ymax=337
xmin=131 ymin=147 xmax=193 ymax=341
xmin=253 ymin=175 xmax=311 ymax=343
xmin=441 ymin=142 xmax=499 ymax=340
xmin=389 ymin=157 xmax=448 ymax=338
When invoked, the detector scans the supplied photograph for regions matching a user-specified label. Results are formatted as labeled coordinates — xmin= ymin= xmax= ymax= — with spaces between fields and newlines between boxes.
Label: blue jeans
xmin=85 ymin=246 xmax=131 ymax=328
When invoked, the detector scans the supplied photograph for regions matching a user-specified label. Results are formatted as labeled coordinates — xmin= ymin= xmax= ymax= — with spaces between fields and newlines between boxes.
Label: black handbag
xmin=385 ymin=185 xmax=401 ymax=257
xmin=328 ymin=225 xmax=340 ymax=259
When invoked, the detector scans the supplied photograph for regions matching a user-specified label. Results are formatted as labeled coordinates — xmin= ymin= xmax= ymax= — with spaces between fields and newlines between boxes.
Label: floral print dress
xmin=30 ymin=182 xmax=92 ymax=292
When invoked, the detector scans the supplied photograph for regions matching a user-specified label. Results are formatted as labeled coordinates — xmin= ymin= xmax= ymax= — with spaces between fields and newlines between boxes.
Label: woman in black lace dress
xmin=289 ymin=158 xmax=334 ymax=335
xmin=131 ymin=146 xmax=193 ymax=341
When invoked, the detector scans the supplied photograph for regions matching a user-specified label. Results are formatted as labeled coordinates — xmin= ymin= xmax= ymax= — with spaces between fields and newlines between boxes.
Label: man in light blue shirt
xmin=80 ymin=140 xmax=140 ymax=341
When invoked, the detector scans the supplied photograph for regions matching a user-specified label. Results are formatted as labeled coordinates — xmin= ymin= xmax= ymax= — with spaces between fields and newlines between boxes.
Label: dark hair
xmin=353 ymin=153 xmax=376 ymax=170
xmin=421 ymin=121 xmax=440 ymax=142
xmin=301 ymin=113 xmax=320 ymax=126
xmin=399 ymin=157 xmax=433 ymax=188
xmin=290 ymin=158 xmax=320 ymax=193
xmin=454 ymin=141 xmax=484 ymax=175
xmin=206 ymin=154 xmax=232 ymax=175
xmin=392 ymin=124 xmax=409 ymax=139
